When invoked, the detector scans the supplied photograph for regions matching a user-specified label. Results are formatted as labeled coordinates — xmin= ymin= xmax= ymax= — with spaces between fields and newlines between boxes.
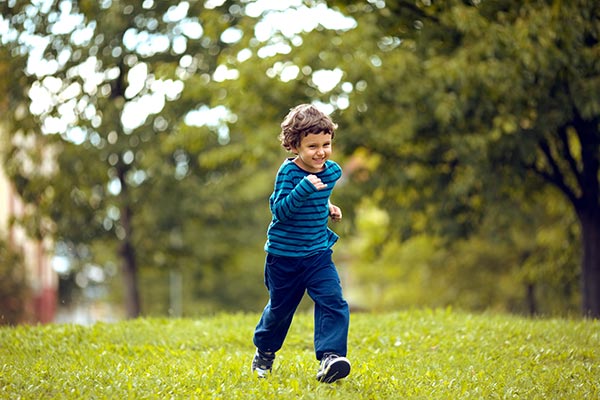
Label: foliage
xmin=0 ymin=0 xmax=275 ymax=317
xmin=326 ymin=0 xmax=597 ymax=230
xmin=321 ymin=0 xmax=600 ymax=315
xmin=343 ymin=188 xmax=581 ymax=316
xmin=0 ymin=310 xmax=598 ymax=398
xmin=2 ymin=0 xmax=598 ymax=319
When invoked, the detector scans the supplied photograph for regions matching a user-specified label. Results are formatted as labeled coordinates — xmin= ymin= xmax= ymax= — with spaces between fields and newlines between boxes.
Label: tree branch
xmin=557 ymin=124 xmax=585 ymax=190
xmin=532 ymin=139 xmax=580 ymax=207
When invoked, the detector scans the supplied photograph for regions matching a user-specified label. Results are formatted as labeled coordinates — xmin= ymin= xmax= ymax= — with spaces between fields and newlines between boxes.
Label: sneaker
xmin=251 ymin=349 xmax=275 ymax=378
xmin=316 ymin=353 xmax=351 ymax=383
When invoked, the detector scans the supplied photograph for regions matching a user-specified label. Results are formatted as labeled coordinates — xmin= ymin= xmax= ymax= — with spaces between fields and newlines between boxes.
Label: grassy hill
xmin=1 ymin=309 xmax=598 ymax=399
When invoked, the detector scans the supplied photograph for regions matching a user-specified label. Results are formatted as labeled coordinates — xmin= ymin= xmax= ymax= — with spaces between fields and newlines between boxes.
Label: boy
xmin=251 ymin=104 xmax=351 ymax=384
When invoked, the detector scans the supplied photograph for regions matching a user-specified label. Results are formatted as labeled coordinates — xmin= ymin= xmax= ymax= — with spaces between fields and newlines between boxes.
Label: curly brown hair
xmin=278 ymin=104 xmax=337 ymax=151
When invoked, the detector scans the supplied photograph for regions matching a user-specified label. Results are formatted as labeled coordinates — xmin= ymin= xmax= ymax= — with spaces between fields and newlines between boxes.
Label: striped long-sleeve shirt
xmin=264 ymin=158 xmax=343 ymax=257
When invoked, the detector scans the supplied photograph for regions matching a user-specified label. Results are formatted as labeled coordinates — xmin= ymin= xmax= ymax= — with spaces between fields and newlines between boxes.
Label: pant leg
xmin=305 ymin=250 xmax=350 ymax=360
xmin=253 ymin=253 xmax=306 ymax=353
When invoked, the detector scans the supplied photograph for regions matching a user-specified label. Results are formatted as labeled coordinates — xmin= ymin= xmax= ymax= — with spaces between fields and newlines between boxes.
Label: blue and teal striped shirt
xmin=265 ymin=158 xmax=343 ymax=257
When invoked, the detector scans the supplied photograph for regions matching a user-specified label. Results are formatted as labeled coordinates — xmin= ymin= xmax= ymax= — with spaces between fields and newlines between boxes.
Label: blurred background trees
xmin=1 ymin=0 xmax=597 ymax=320
xmin=326 ymin=0 xmax=598 ymax=316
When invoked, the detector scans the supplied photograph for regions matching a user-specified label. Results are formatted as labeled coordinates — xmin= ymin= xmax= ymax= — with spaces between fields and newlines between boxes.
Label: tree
xmin=326 ymin=0 xmax=600 ymax=316
xmin=5 ymin=0 xmax=595 ymax=318
xmin=2 ymin=0 xmax=360 ymax=318
xmin=1 ymin=0 xmax=259 ymax=318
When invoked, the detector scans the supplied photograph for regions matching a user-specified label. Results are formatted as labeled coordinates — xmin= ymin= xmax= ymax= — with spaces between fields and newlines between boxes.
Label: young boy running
xmin=251 ymin=104 xmax=351 ymax=383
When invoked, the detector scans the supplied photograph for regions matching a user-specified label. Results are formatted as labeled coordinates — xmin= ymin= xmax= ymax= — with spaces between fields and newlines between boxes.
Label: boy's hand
xmin=306 ymin=174 xmax=328 ymax=190
xmin=329 ymin=203 xmax=342 ymax=222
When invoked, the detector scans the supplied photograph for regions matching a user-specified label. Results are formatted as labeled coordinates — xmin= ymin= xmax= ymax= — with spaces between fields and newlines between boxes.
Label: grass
xmin=1 ymin=309 xmax=598 ymax=399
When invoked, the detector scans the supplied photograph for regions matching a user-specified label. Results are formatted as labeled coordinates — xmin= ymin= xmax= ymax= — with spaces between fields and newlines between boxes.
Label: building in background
xmin=0 ymin=132 xmax=57 ymax=324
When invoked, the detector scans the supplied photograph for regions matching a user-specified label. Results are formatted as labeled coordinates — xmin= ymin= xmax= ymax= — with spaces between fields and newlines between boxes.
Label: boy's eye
xmin=306 ymin=142 xmax=331 ymax=149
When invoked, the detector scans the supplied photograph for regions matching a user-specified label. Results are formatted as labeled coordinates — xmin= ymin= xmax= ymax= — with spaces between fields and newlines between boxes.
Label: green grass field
xmin=1 ymin=309 xmax=598 ymax=399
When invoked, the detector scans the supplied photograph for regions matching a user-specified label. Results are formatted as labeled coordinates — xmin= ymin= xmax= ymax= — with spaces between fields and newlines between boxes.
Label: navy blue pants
xmin=253 ymin=249 xmax=350 ymax=360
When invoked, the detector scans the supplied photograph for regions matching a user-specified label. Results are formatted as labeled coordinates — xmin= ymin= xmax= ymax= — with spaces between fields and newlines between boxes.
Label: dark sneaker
xmin=316 ymin=353 xmax=351 ymax=383
xmin=251 ymin=349 xmax=275 ymax=378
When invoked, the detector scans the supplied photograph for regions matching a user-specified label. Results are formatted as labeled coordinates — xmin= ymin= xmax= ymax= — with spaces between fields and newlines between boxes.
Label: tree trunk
xmin=573 ymin=112 xmax=600 ymax=318
xmin=578 ymin=208 xmax=600 ymax=318
xmin=119 ymin=225 xmax=140 ymax=318
xmin=118 ymin=165 xmax=140 ymax=318
xmin=119 ymin=202 xmax=140 ymax=318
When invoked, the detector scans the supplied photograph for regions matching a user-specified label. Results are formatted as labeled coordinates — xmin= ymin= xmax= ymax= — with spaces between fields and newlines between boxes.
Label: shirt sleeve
xmin=270 ymin=171 xmax=317 ymax=222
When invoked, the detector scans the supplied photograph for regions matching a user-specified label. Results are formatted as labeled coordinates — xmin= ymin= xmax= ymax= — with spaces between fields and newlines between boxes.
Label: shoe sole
xmin=317 ymin=357 xmax=351 ymax=383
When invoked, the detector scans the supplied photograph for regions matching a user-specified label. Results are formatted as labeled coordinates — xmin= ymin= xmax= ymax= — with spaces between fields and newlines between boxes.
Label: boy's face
xmin=291 ymin=132 xmax=332 ymax=173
